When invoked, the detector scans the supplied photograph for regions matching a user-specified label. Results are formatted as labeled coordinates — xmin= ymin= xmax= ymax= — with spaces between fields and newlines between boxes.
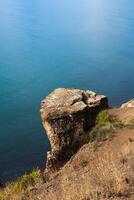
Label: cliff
xmin=0 ymin=89 xmax=134 ymax=200
xmin=40 ymin=88 xmax=108 ymax=173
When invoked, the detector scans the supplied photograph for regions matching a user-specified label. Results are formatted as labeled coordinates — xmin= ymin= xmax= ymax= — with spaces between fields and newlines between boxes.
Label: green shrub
xmin=12 ymin=168 xmax=41 ymax=193
xmin=89 ymin=110 xmax=123 ymax=143
xmin=96 ymin=110 xmax=117 ymax=126
xmin=0 ymin=168 xmax=41 ymax=200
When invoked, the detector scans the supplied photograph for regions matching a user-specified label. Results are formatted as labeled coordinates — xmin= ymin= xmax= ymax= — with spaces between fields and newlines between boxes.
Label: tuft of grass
xmin=89 ymin=110 xmax=124 ymax=143
xmin=0 ymin=168 xmax=41 ymax=200
xmin=96 ymin=110 xmax=122 ymax=126
xmin=96 ymin=110 xmax=112 ymax=125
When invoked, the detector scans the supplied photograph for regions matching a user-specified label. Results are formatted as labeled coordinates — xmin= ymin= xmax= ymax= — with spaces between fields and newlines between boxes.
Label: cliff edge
xmin=0 ymin=89 xmax=134 ymax=200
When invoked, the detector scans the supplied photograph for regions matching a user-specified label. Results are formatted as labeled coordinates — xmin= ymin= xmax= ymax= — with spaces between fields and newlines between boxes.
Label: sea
xmin=0 ymin=0 xmax=134 ymax=182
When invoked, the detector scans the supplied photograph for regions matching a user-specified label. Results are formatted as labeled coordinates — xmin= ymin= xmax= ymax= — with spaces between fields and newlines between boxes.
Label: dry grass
xmin=43 ymin=151 xmax=133 ymax=200
xmin=88 ymin=153 xmax=130 ymax=197
xmin=33 ymin=132 xmax=134 ymax=200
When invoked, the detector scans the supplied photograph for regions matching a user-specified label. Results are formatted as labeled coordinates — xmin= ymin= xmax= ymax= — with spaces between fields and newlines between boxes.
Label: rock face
xmin=121 ymin=99 xmax=134 ymax=108
xmin=40 ymin=88 xmax=108 ymax=172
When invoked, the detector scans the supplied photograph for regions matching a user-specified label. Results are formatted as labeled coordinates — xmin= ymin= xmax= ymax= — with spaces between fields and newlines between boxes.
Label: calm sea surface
xmin=0 ymin=0 xmax=134 ymax=182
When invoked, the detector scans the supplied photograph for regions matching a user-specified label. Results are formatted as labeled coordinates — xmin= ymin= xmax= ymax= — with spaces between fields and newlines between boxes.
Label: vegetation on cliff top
xmin=89 ymin=110 xmax=124 ymax=143
xmin=0 ymin=168 xmax=41 ymax=200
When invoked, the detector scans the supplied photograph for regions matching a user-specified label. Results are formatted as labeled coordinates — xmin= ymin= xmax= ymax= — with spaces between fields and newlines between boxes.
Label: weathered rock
xmin=121 ymin=99 xmax=134 ymax=108
xmin=40 ymin=88 xmax=108 ymax=172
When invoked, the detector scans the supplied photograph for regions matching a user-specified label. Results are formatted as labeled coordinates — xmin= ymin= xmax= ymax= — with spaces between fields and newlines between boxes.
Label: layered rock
xmin=40 ymin=88 xmax=108 ymax=172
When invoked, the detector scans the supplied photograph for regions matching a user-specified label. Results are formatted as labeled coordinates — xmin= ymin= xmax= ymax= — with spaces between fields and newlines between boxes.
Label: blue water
xmin=0 ymin=0 xmax=134 ymax=182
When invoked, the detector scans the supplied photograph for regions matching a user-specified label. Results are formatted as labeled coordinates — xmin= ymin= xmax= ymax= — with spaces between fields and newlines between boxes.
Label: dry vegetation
xmin=0 ymin=109 xmax=134 ymax=200
xmin=40 ymin=133 xmax=134 ymax=200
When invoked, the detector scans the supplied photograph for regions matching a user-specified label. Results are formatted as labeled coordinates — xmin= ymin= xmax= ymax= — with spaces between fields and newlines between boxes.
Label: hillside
xmin=28 ymin=108 xmax=134 ymax=200
xmin=0 ymin=89 xmax=134 ymax=200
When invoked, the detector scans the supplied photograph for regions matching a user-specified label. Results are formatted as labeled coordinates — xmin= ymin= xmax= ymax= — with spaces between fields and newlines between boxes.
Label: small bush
xmin=89 ymin=110 xmax=123 ymax=143
xmin=96 ymin=110 xmax=111 ymax=125
xmin=12 ymin=168 xmax=41 ymax=193
xmin=96 ymin=110 xmax=120 ymax=126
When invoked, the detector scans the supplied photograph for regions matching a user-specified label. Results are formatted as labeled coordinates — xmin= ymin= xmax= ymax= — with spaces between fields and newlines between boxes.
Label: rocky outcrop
xmin=109 ymin=99 xmax=134 ymax=125
xmin=40 ymin=88 xmax=108 ymax=172
xmin=121 ymin=99 xmax=134 ymax=108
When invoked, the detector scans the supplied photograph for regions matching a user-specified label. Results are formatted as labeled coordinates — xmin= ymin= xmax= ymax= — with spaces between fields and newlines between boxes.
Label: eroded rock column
xmin=40 ymin=88 xmax=108 ymax=172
